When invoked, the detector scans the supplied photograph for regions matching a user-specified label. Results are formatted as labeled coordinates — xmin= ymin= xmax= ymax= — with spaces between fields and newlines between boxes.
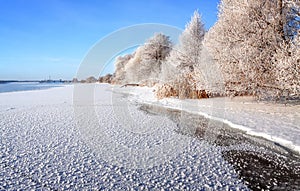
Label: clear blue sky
xmin=0 ymin=0 xmax=220 ymax=80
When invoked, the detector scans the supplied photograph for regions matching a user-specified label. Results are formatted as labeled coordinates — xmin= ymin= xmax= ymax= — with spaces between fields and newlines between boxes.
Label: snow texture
xmin=0 ymin=84 xmax=249 ymax=190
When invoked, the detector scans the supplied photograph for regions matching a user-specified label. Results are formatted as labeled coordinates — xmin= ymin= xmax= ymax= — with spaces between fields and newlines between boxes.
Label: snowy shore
xmin=116 ymin=85 xmax=300 ymax=155
xmin=1 ymin=84 xmax=299 ymax=190
xmin=0 ymin=84 xmax=249 ymax=189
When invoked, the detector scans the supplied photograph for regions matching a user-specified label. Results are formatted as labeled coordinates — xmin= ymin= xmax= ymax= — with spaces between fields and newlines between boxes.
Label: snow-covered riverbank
xmin=115 ymin=85 xmax=300 ymax=155
xmin=1 ymin=84 xmax=299 ymax=190
xmin=0 ymin=84 xmax=249 ymax=190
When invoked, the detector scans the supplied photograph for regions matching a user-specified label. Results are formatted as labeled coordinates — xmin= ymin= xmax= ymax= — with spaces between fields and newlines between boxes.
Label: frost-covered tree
xmin=205 ymin=0 xmax=300 ymax=98
xmin=124 ymin=33 xmax=172 ymax=84
xmin=99 ymin=73 xmax=113 ymax=84
xmin=142 ymin=33 xmax=172 ymax=62
xmin=139 ymin=33 xmax=172 ymax=80
xmin=167 ymin=10 xmax=205 ymax=73
xmin=85 ymin=76 xmax=97 ymax=83
xmin=157 ymin=11 xmax=208 ymax=99
xmin=72 ymin=78 xmax=79 ymax=83
xmin=112 ymin=54 xmax=133 ymax=84
xmin=274 ymin=32 xmax=300 ymax=98
xmin=124 ymin=47 xmax=143 ymax=83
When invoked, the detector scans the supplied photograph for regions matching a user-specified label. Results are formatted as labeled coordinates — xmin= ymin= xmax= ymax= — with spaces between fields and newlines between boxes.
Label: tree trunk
xmin=278 ymin=0 xmax=286 ymax=41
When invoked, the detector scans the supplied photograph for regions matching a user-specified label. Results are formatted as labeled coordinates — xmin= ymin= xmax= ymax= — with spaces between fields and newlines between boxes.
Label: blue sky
xmin=0 ymin=0 xmax=220 ymax=80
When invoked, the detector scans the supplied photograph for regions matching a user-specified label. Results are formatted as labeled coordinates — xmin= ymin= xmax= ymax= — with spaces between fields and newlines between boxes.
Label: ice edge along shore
xmin=124 ymin=85 xmax=300 ymax=155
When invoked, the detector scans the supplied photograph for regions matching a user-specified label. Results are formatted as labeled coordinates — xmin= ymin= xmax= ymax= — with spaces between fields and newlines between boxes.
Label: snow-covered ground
xmin=117 ymin=85 xmax=300 ymax=155
xmin=0 ymin=83 xmax=299 ymax=190
xmin=0 ymin=84 xmax=249 ymax=190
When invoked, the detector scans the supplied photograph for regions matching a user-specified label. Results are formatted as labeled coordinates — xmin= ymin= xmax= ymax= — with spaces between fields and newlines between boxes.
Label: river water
xmin=0 ymin=82 xmax=64 ymax=93
xmin=139 ymin=104 xmax=300 ymax=190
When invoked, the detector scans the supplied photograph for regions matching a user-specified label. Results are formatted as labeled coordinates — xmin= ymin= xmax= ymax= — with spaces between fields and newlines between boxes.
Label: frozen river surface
xmin=0 ymin=84 xmax=299 ymax=190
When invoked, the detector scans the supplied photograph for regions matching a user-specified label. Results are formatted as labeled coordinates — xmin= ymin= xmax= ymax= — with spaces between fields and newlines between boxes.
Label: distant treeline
xmin=72 ymin=74 xmax=113 ymax=84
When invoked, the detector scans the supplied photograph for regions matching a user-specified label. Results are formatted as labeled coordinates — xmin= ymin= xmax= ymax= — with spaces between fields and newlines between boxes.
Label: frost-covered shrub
xmin=99 ymin=74 xmax=113 ymax=84
xmin=155 ymin=83 xmax=178 ymax=99
xmin=155 ymin=72 xmax=209 ymax=99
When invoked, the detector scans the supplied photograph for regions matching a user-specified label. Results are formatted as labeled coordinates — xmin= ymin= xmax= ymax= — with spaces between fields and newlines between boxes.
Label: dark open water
xmin=139 ymin=104 xmax=300 ymax=191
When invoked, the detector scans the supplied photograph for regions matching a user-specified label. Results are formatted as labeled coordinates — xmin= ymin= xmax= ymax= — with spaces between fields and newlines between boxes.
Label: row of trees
xmin=111 ymin=0 xmax=299 ymax=100
xmin=112 ymin=11 xmax=209 ymax=98
xmin=72 ymin=73 xmax=113 ymax=84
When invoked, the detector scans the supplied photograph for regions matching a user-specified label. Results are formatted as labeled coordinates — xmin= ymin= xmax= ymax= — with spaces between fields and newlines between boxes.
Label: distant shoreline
xmin=0 ymin=80 xmax=71 ymax=84
xmin=0 ymin=81 xmax=70 ymax=94
xmin=0 ymin=80 xmax=38 ymax=84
